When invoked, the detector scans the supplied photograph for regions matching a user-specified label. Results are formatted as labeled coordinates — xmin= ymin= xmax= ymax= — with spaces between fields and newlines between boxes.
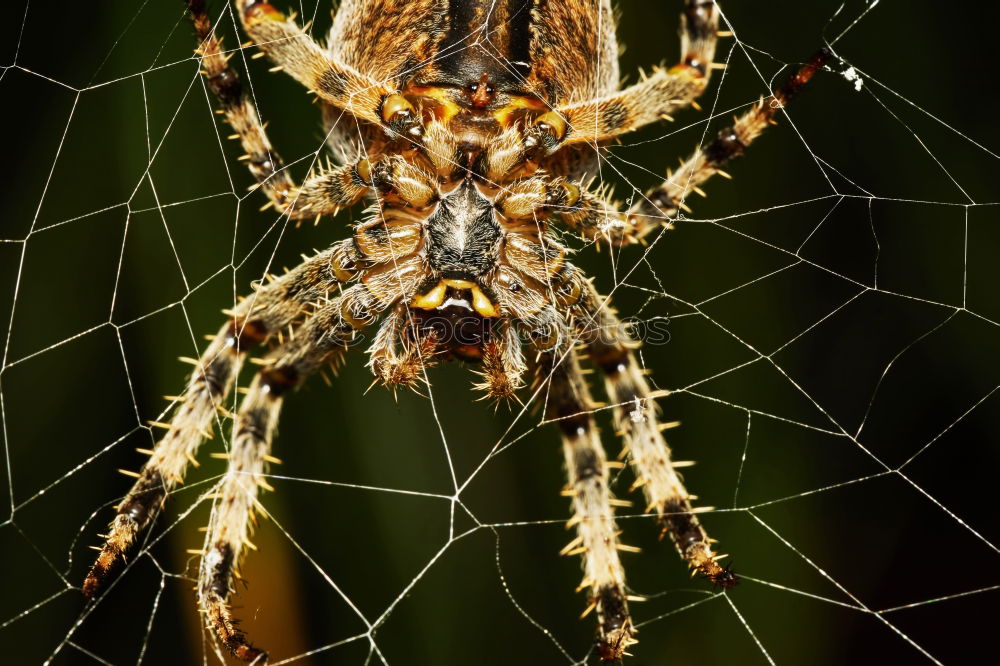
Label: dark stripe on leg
xmin=704 ymin=48 xmax=833 ymax=168
xmin=679 ymin=0 xmax=720 ymax=75
xmin=83 ymin=336 xmax=243 ymax=598
xmin=186 ymin=0 xmax=293 ymax=205
xmin=574 ymin=283 xmax=737 ymax=590
xmin=539 ymin=350 xmax=636 ymax=659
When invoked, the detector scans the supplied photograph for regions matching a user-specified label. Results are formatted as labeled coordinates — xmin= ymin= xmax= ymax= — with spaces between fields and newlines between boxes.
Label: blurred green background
xmin=1 ymin=1 xmax=998 ymax=664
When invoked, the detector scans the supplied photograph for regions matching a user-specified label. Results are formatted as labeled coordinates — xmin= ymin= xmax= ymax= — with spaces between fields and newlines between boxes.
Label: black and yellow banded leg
xmin=536 ymin=346 xmax=638 ymax=661
xmin=187 ymin=0 xmax=297 ymax=211
xmin=187 ymin=1 xmax=416 ymax=220
xmin=198 ymin=375 xmax=278 ymax=664
xmin=573 ymin=280 xmax=737 ymax=588
xmin=523 ymin=0 xmax=721 ymax=154
xmin=197 ymin=283 xmax=382 ymax=662
xmin=234 ymin=0 xmax=424 ymax=141
xmin=83 ymin=243 xmax=358 ymax=598
xmin=627 ymin=48 xmax=834 ymax=232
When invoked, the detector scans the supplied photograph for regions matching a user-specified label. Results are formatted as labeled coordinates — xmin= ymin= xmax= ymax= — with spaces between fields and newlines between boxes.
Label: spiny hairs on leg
xmin=198 ymin=284 xmax=382 ymax=663
xmin=83 ymin=322 xmax=247 ymax=598
xmin=186 ymin=0 xmax=294 ymax=210
xmin=233 ymin=0 xmax=424 ymax=141
xmin=606 ymin=353 xmax=735 ymax=587
xmin=628 ymin=47 xmax=834 ymax=227
xmin=573 ymin=280 xmax=737 ymax=588
xmin=83 ymin=244 xmax=356 ymax=598
xmin=508 ymin=14 xmax=836 ymax=252
xmin=537 ymin=346 xmax=638 ymax=660
xmin=475 ymin=319 xmax=527 ymax=403
xmin=523 ymin=0 xmax=721 ymax=152
xmin=187 ymin=0 xmax=385 ymax=223
xmin=366 ymin=305 xmax=438 ymax=392
xmin=198 ymin=378 xmax=279 ymax=664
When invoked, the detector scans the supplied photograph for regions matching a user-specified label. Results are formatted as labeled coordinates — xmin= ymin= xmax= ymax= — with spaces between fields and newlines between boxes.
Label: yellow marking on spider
xmin=493 ymin=95 xmax=547 ymax=126
xmin=410 ymin=278 xmax=499 ymax=317
xmin=244 ymin=2 xmax=285 ymax=25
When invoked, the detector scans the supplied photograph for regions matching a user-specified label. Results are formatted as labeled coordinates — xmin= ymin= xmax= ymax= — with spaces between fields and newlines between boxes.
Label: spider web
xmin=1 ymin=1 xmax=997 ymax=664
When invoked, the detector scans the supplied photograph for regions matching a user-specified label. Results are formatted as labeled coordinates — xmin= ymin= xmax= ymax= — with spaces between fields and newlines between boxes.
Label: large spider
xmin=84 ymin=0 xmax=829 ymax=661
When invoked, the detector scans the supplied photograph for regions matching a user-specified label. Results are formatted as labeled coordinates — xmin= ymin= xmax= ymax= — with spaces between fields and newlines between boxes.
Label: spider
xmin=83 ymin=0 xmax=829 ymax=661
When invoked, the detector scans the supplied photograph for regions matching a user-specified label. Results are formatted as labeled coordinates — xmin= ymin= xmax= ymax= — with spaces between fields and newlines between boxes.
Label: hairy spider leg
xmin=493 ymin=47 xmax=833 ymax=248
xmin=531 ymin=48 xmax=834 ymax=245
xmin=572 ymin=275 xmax=737 ymax=588
xmin=524 ymin=0 xmax=720 ymax=153
xmin=188 ymin=0 xmax=295 ymax=210
xmin=511 ymin=1 xmax=830 ymax=247
xmin=494 ymin=176 xmax=643 ymax=247
xmin=83 ymin=242 xmax=358 ymax=597
xmin=188 ymin=0 xmax=402 ymax=220
xmin=535 ymin=343 xmax=638 ymax=661
xmin=476 ymin=319 xmax=528 ymax=401
xmin=365 ymin=304 xmax=442 ymax=392
xmin=84 ymin=323 xmax=244 ymax=598
xmin=199 ymin=375 xmax=276 ymax=665
xmin=233 ymin=0 xmax=423 ymax=141
xmin=494 ymin=31 xmax=830 ymax=250
xmin=627 ymin=47 xmax=834 ymax=231
xmin=198 ymin=283 xmax=383 ymax=663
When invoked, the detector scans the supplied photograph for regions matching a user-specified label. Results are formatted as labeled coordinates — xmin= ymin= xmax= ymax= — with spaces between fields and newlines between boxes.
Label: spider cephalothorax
xmin=84 ymin=1 xmax=829 ymax=661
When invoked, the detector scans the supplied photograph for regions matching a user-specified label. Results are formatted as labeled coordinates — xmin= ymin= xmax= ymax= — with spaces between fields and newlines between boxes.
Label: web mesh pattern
xmin=1 ymin=1 xmax=997 ymax=664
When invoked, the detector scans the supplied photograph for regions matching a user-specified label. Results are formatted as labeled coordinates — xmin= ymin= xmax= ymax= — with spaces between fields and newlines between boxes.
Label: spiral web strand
xmin=1 ymin=1 xmax=997 ymax=664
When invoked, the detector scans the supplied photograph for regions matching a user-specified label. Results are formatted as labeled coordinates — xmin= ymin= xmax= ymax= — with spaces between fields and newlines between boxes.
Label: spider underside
xmin=84 ymin=0 xmax=829 ymax=661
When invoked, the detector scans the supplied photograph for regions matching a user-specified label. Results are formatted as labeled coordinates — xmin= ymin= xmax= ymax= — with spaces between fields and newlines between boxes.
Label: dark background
xmin=1 ymin=1 xmax=998 ymax=664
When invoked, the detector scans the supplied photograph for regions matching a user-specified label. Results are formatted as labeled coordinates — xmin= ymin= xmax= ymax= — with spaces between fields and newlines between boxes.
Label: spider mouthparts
xmin=411 ymin=278 xmax=498 ymax=318
xmin=407 ymin=279 xmax=499 ymax=362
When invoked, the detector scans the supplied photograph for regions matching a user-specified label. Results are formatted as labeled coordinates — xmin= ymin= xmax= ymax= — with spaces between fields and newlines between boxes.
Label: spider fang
xmin=411 ymin=278 xmax=499 ymax=318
